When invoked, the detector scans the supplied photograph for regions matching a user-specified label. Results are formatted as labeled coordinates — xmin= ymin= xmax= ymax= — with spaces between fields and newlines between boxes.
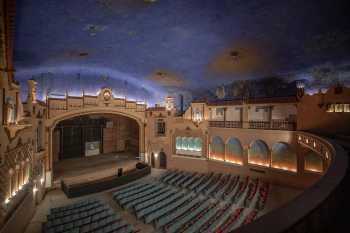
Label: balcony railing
xmin=248 ymin=120 xmax=296 ymax=130
xmin=248 ymin=121 xmax=271 ymax=129
xmin=209 ymin=120 xmax=296 ymax=130
xmin=209 ymin=121 xmax=242 ymax=128
xmin=271 ymin=120 xmax=296 ymax=130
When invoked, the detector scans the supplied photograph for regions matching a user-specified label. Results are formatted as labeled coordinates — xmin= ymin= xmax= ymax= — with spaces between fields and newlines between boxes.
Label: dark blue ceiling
xmin=13 ymin=0 xmax=350 ymax=103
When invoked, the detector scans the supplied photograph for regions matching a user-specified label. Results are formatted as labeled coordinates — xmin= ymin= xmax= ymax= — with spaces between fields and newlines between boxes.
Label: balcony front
xmin=209 ymin=120 xmax=296 ymax=131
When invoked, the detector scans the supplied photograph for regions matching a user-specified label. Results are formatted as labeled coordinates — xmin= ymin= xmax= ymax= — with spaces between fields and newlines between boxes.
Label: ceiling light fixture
xmin=229 ymin=50 xmax=240 ymax=60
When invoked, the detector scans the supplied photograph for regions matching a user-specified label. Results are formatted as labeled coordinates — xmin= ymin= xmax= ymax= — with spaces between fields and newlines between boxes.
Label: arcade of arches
xmin=0 ymin=1 xmax=349 ymax=231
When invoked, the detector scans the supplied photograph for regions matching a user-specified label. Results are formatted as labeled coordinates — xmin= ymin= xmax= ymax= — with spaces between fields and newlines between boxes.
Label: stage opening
xmin=52 ymin=114 xmax=140 ymax=184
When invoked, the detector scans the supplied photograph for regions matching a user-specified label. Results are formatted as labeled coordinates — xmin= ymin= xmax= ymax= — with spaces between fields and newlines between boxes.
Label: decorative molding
xmin=4 ymin=124 xmax=32 ymax=142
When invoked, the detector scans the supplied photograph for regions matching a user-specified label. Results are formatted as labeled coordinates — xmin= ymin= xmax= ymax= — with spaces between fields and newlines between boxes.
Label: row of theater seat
xmin=112 ymin=170 xmax=270 ymax=233
xmin=43 ymin=198 xmax=137 ymax=233
xmin=159 ymin=170 xmax=269 ymax=210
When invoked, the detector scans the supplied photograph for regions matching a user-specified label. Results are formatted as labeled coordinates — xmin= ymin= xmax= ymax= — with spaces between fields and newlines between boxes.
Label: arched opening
xmin=304 ymin=151 xmax=324 ymax=173
xmin=271 ymin=142 xmax=297 ymax=172
xmin=151 ymin=153 xmax=155 ymax=168
xmin=210 ymin=136 xmax=225 ymax=161
xmin=159 ymin=152 xmax=167 ymax=169
xmin=226 ymin=137 xmax=243 ymax=165
xmin=248 ymin=140 xmax=270 ymax=167
xmin=52 ymin=113 xmax=140 ymax=182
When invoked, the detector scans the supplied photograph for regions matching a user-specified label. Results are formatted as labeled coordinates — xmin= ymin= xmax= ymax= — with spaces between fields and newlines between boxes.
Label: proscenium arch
xmin=45 ymin=108 xmax=146 ymax=184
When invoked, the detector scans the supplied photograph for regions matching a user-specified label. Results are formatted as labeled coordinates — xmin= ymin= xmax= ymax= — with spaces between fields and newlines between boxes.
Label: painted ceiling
xmin=13 ymin=0 xmax=350 ymax=104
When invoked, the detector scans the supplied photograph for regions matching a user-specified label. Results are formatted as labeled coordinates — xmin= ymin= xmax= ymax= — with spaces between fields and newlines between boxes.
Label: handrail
xmin=232 ymin=131 xmax=348 ymax=233
xmin=208 ymin=120 xmax=296 ymax=130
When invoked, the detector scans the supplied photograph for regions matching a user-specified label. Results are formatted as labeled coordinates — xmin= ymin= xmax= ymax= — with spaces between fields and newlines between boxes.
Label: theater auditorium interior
xmin=0 ymin=0 xmax=350 ymax=233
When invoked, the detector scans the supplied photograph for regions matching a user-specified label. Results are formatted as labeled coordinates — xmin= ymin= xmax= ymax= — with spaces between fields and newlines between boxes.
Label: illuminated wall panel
xmin=226 ymin=137 xmax=243 ymax=165
xmin=248 ymin=140 xmax=270 ymax=167
xmin=271 ymin=142 xmax=297 ymax=172
xmin=175 ymin=136 xmax=202 ymax=156
xmin=210 ymin=136 xmax=225 ymax=161
xmin=304 ymin=151 xmax=324 ymax=173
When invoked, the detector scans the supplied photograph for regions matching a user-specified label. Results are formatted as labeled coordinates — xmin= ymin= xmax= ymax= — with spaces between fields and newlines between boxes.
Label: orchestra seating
xmin=42 ymin=198 xmax=138 ymax=233
xmin=112 ymin=170 xmax=270 ymax=233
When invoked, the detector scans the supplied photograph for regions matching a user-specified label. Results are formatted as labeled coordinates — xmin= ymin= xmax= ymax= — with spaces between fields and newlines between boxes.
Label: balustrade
xmin=209 ymin=120 xmax=296 ymax=130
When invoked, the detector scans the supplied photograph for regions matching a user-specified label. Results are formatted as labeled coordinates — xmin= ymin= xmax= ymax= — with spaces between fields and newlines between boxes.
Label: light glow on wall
xmin=306 ymin=168 xmax=323 ymax=173
xmin=226 ymin=137 xmax=244 ymax=165
xmin=249 ymin=160 xmax=270 ymax=167
xmin=272 ymin=165 xmax=297 ymax=172
xmin=211 ymin=156 xmax=224 ymax=161
xmin=225 ymin=159 xmax=243 ymax=165
xmin=210 ymin=136 xmax=225 ymax=161
xmin=248 ymin=140 xmax=270 ymax=167
xmin=271 ymin=142 xmax=297 ymax=173
xmin=5 ymin=179 xmax=30 ymax=205
xmin=304 ymin=151 xmax=324 ymax=173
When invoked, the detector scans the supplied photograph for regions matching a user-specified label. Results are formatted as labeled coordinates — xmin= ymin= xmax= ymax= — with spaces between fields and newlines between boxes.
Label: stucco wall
xmin=297 ymin=87 xmax=350 ymax=134
xmin=167 ymin=156 xmax=320 ymax=189
xmin=0 ymin=192 xmax=36 ymax=233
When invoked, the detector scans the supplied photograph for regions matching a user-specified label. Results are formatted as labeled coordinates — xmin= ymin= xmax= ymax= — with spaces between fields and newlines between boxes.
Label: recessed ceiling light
xmin=230 ymin=50 xmax=239 ymax=59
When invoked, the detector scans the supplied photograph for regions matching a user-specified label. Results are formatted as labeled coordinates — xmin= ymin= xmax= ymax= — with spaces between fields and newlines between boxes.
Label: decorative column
xmin=224 ymin=143 xmax=227 ymax=162
xmin=13 ymin=167 xmax=18 ymax=195
xmin=16 ymin=165 xmax=21 ymax=190
xmin=223 ymin=108 xmax=227 ymax=127
xmin=269 ymin=106 xmax=273 ymax=129
xmin=139 ymin=122 xmax=146 ymax=162
xmin=244 ymin=146 xmax=249 ymax=165
xmin=8 ymin=170 xmax=13 ymax=199
xmin=242 ymin=104 xmax=249 ymax=129
xmin=24 ymin=161 xmax=28 ymax=183
xmin=296 ymin=143 xmax=308 ymax=175
xmin=26 ymin=160 xmax=30 ymax=182
xmin=22 ymin=161 xmax=25 ymax=185
xmin=19 ymin=162 xmax=23 ymax=188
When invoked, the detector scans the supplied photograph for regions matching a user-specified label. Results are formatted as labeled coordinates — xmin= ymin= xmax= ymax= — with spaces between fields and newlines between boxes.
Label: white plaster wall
xmin=210 ymin=107 xmax=225 ymax=121
xmin=272 ymin=105 xmax=297 ymax=120
xmin=226 ymin=107 xmax=242 ymax=121
xmin=248 ymin=106 xmax=270 ymax=121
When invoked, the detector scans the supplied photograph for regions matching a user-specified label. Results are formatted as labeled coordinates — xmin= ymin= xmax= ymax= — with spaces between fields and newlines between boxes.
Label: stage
xmin=53 ymin=152 xmax=140 ymax=187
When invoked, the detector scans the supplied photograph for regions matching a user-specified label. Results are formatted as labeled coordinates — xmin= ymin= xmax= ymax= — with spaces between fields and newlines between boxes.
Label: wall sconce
xmin=193 ymin=112 xmax=203 ymax=127
xmin=40 ymin=177 xmax=45 ymax=185
xmin=33 ymin=186 xmax=38 ymax=194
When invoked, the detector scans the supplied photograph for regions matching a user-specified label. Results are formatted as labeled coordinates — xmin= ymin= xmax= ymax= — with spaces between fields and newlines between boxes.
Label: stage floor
xmin=53 ymin=152 xmax=139 ymax=186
